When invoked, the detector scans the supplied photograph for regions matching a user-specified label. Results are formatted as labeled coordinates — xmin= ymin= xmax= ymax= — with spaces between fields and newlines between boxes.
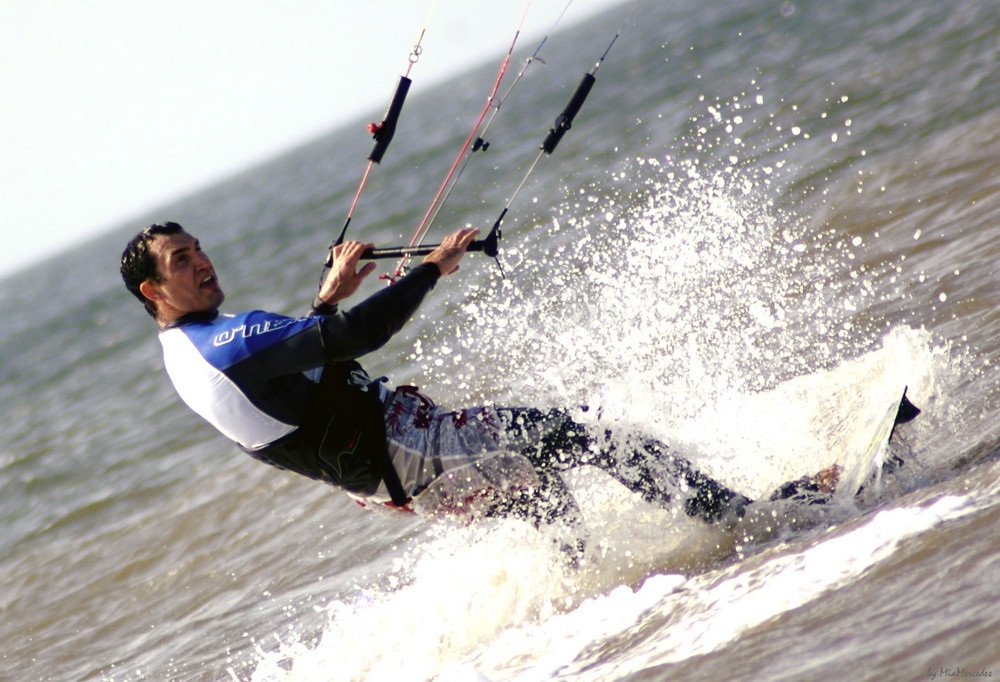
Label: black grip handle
xmin=541 ymin=73 xmax=596 ymax=154
xmin=368 ymin=76 xmax=412 ymax=164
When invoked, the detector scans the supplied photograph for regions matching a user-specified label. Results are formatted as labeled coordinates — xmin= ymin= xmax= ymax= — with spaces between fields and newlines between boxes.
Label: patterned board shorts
xmin=350 ymin=386 xmax=557 ymax=517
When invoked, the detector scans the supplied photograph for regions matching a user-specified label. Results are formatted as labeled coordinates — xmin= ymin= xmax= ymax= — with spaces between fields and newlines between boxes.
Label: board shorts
xmin=350 ymin=386 xmax=553 ymax=517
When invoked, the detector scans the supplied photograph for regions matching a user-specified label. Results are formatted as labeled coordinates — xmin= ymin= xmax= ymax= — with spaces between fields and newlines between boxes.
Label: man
xmin=121 ymin=221 xmax=756 ymax=535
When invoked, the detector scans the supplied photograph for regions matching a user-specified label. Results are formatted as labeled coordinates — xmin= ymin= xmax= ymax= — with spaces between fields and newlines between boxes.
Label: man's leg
xmin=498 ymin=408 xmax=748 ymax=523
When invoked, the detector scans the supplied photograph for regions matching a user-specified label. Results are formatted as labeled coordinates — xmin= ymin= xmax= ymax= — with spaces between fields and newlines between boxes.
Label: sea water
xmin=4 ymin=0 xmax=1000 ymax=679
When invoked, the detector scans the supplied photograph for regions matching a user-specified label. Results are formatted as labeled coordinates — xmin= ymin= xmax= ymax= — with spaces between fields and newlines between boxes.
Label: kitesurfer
xmin=120 ymin=221 xmax=758 ymax=534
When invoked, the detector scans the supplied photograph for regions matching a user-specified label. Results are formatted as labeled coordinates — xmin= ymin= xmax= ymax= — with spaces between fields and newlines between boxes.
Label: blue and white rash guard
xmin=156 ymin=263 xmax=441 ymax=494
xmin=160 ymin=310 xmax=325 ymax=450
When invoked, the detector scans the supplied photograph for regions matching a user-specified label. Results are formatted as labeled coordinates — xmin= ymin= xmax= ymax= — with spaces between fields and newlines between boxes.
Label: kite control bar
xmin=362 ymin=223 xmax=500 ymax=260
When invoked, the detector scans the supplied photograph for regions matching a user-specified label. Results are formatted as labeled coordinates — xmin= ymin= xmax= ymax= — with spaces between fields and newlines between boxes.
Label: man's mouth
xmin=200 ymin=275 xmax=217 ymax=289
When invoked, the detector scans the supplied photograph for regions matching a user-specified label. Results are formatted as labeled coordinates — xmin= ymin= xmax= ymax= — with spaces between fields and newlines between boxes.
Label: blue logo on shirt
xmin=213 ymin=316 xmax=300 ymax=347
xmin=180 ymin=310 xmax=317 ymax=370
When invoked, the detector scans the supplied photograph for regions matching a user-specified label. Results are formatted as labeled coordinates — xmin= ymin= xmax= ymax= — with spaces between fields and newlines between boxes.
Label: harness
xmin=248 ymin=362 xmax=409 ymax=506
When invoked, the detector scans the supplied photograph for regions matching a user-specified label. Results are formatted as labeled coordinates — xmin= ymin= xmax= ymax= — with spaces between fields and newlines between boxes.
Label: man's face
xmin=140 ymin=232 xmax=224 ymax=324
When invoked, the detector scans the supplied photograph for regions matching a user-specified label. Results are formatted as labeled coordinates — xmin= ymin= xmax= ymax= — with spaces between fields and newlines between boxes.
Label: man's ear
xmin=139 ymin=280 xmax=160 ymax=305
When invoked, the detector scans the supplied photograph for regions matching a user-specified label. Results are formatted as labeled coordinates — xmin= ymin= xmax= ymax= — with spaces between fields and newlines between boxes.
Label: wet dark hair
xmin=120 ymin=222 xmax=186 ymax=317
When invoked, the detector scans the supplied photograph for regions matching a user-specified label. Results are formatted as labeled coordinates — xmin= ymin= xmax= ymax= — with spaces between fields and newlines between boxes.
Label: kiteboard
xmin=838 ymin=387 xmax=920 ymax=497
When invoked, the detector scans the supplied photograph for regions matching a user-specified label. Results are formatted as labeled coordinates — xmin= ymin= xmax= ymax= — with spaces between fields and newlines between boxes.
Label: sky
xmin=0 ymin=0 xmax=624 ymax=278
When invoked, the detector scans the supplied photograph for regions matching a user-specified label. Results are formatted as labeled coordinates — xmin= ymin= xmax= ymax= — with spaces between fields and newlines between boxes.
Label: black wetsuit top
xmin=158 ymin=263 xmax=440 ymax=501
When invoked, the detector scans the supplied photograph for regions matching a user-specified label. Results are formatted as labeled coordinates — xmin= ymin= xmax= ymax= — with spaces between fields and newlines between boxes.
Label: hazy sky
xmin=1 ymin=0 xmax=623 ymax=277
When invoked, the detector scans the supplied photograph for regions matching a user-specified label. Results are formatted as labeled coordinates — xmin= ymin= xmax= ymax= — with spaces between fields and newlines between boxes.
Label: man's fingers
xmin=420 ymin=227 xmax=482 ymax=276
xmin=456 ymin=228 xmax=480 ymax=248
xmin=332 ymin=241 xmax=374 ymax=267
xmin=345 ymin=241 xmax=373 ymax=259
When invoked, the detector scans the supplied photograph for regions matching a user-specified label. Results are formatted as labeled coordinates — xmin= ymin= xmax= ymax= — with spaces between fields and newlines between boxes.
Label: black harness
xmin=246 ymin=361 xmax=408 ymax=506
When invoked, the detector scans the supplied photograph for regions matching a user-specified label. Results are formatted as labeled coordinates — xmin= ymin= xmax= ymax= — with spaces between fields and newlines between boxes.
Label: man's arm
xmin=316 ymin=263 xmax=440 ymax=360
xmin=312 ymin=228 xmax=480 ymax=361
xmin=226 ymin=229 xmax=479 ymax=382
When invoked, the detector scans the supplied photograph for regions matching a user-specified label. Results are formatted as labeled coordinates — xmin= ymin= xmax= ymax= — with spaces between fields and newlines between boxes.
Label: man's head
xmin=121 ymin=222 xmax=224 ymax=324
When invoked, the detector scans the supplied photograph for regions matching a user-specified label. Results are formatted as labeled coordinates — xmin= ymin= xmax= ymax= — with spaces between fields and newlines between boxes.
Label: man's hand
xmin=318 ymin=241 xmax=378 ymax=305
xmin=423 ymin=227 xmax=480 ymax=277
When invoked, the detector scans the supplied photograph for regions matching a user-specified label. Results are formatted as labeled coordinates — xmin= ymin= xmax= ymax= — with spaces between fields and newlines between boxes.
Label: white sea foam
xmin=249 ymin=130 xmax=960 ymax=682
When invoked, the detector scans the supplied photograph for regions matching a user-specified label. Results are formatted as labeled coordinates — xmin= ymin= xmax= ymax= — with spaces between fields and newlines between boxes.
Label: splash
xmin=468 ymin=493 xmax=983 ymax=681
xmin=244 ymin=523 xmax=572 ymax=681
xmin=246 ymin=82 xmax=967 ymax=682
xmin=243 ymin=497 xmax=737 ymax=681
xmin=423 ymin=145 xmax=926 ymax=424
